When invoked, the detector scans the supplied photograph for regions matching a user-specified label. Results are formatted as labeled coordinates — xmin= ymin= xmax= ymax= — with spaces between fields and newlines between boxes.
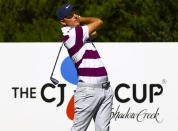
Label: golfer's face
xmin=63 ymin=10 xmax=80 ymax=26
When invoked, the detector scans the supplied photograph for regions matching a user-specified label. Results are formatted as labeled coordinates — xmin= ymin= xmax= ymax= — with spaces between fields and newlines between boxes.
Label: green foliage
xmin=0 ymin=0 xmax=177 ymax=42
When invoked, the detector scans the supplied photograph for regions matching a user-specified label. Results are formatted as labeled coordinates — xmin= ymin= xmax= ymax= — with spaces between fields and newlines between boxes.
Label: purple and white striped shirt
xmin=61 ymin=26 xmax=108 ymax=84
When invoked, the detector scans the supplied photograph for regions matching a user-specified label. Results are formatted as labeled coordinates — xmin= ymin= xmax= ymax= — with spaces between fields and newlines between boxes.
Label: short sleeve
xmin=82 ymin=26 xmax=89 ymax=41
xmin=63 ymin=26 xmax=90 ymax=50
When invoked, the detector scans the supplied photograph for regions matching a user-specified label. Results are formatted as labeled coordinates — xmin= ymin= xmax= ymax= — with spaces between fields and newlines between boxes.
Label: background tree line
xmin=0 ymin=0 xmax=177 ymax=42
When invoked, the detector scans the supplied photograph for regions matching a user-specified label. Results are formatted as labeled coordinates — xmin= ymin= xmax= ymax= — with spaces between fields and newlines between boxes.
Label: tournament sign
xmin=0 ymin=43 xmax=178 ymax=131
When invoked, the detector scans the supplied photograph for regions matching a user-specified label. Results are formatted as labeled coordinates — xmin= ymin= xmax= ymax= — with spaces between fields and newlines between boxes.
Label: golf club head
xmin=50 ymin=77 xmax=59 ymax=85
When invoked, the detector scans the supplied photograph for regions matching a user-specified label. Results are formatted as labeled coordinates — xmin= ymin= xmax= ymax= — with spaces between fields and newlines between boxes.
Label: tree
xmin=0 ymin=0 xmax=177 ymax=42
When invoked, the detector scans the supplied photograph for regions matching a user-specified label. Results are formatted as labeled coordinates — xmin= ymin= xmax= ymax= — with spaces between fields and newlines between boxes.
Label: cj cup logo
xmin=12 ymin=56 xmax=164 ymax=122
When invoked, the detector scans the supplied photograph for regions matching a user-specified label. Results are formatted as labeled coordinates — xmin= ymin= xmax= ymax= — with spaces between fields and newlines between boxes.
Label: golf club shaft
xmin=50 ymin=43 xmax=64 ymax=78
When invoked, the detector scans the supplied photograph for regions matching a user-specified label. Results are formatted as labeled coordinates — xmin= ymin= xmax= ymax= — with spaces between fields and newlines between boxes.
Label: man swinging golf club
xmin=57 ymin=3 xmax=114 ymax=131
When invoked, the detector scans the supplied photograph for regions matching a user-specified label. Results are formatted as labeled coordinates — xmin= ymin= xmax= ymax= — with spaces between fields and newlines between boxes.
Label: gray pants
xmin=71 ymin=82 xmax=114 ymax=131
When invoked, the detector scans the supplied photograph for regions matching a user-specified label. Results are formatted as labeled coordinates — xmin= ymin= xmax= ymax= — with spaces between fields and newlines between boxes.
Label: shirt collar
xmin=61 ymin=26 xmax=74 ymax=35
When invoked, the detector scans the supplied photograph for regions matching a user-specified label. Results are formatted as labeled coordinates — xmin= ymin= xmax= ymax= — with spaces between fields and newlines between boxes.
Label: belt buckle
xmin=102 ymin=82 xmax=110 ymax=88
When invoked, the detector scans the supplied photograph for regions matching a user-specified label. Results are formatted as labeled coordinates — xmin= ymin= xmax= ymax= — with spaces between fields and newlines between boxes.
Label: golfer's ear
xmin=60 ymin=20 xmax=66 ymax=26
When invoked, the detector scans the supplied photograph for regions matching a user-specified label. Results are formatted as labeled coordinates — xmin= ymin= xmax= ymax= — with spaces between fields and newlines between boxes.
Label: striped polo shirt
xmin=61 ymin=25 xmax=108 ymax=84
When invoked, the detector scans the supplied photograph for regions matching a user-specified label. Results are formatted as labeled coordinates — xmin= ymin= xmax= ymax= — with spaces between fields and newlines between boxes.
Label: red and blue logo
xmin=60 ymin=56 xmax=77 ymax=120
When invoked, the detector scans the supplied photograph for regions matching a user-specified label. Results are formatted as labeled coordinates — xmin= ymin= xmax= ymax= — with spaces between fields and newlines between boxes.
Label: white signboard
xmin=0 ymin=43 xmax=177 ymax=131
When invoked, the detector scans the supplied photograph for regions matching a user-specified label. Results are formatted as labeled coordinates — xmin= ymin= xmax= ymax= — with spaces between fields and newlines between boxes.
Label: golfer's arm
xmin=79 ymin=17 xmax=103 ymax=34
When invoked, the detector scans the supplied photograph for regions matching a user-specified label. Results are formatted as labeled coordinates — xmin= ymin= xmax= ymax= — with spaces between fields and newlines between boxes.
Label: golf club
xmin=50 ymin=43 xmax=64 ymax=85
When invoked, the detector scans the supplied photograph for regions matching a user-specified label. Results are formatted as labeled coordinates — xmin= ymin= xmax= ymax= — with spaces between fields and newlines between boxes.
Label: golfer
xmin=57 ymin=4 xmax=114 ymax=131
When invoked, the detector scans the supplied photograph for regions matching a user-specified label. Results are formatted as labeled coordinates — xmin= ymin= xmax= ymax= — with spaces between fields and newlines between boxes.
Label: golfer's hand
xmin=90 ymin=31 xmax=97 ymax=40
